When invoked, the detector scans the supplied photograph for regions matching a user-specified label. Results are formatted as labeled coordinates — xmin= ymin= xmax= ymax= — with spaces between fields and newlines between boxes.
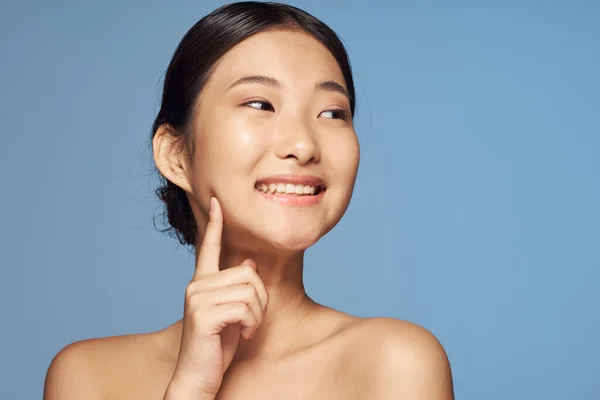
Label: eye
xmin=320 ymin=109 xmax=350 ymax=120
xmin=244 ymin=100 xmax=275 ymax=112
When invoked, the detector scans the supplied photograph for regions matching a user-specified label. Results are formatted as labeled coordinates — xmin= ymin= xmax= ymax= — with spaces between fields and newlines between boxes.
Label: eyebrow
xmin=226 ymin=74 xmax=350 ymax=103
xmin=315 ymin=80 xmax=350 ymax=103
xmin=226 ymin=75 xmax=281 ymax=91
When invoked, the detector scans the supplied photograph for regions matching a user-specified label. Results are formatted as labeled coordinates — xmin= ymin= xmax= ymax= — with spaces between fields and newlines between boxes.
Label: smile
xmin=254 ymin=183 xmax=324 ymax=196
xmin=254 ymin=174 xmax=327 ymax=206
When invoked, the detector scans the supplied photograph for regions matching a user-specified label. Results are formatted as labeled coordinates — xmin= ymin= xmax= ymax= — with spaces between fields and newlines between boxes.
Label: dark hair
xmin=152 ymin=1 xmax=356 ymax=247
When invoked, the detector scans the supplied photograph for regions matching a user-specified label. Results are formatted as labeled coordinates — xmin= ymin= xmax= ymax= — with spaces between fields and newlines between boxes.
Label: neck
xmin=195 ymin=244 xmax=319 ymax=361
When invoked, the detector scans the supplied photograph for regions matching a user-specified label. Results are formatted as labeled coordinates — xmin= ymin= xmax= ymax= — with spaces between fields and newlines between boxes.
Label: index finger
xmin=193 ymin=196 xmax=223 ymax=279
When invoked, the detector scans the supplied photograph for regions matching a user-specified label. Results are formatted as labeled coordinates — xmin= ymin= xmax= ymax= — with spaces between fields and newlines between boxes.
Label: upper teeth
xmin=256 ymin=183 xmax=318 ymax=195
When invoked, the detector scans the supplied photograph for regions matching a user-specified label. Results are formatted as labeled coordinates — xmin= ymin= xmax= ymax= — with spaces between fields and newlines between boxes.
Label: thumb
xmin=241 ymin=258 xmax=257 ymax=270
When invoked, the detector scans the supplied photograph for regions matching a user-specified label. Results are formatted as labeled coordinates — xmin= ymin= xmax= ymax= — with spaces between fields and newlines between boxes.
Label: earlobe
xmin=152 ymin=124 xmax=193 ymax=193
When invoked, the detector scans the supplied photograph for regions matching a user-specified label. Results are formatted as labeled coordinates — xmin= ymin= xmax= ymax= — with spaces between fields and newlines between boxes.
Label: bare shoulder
xmin=44 ymin=325 xmax=179 ymax=400
xmin=352 ymin=317 xmax=449 ymax=358
xmin=345 ymin=317 xmax=454 ymax=400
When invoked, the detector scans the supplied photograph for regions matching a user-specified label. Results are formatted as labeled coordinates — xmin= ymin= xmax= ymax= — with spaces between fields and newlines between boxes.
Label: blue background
xmin=1 ymin=1 xmax=599 ymax=398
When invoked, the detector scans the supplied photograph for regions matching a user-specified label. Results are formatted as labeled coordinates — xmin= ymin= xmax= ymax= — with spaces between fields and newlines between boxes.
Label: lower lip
xmin=255 ymin=189 xmax=325 ymax=206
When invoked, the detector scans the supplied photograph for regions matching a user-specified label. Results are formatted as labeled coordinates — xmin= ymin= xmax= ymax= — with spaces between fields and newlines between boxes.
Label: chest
xmin=106 ymin=358 xmax=367 ymax=400
xmin=105 ymin=332 xmax=372 ymax=400
xmin=214 ymin=356 xmax=367 ymax=400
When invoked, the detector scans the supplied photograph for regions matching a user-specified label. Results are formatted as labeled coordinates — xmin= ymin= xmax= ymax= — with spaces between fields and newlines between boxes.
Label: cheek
xmin=328 ymin=133 xmax=360 ymax=184
xmin=225 ymin=117 xmax=255 ymax=148
xmin=194 ymin=117 xmax=270 ymax=190
xmin=202 ymin=117 xmax=255 ymax=160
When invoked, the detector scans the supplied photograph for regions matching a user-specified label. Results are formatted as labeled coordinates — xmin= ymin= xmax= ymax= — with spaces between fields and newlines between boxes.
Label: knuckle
xmin=184 ymin=284 xmax=197 ymax=299
xmin=234 ymin=302 xmax=251 ymax=316
xmin=185 ymin=292 xmax=207 ymax=310
xmin=227 ymin=302 xmax=243 ymax=311
xmin=185 ymin=280 xmax=203 ymax=297
xmin=243 ymin=304 xmax=256 ymax=319
xmin=184 ymin=286 xmax=195 ymax=299
xmin=242 ymin=284 xmax=256 ymax=298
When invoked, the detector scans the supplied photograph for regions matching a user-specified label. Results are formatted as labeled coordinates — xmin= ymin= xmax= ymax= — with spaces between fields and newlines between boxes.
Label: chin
xmin=267 ymin=237 xmax=318 ymax=252
xmin=223 ymin=216 xmax=325 ymax=254
xmin=261 ymin=227 xmax=322 ymax=252
xmin=222 ymin=195 xmax=343 ymax=253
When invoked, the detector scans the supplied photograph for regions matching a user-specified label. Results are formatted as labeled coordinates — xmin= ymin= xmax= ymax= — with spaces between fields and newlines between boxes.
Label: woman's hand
xmin=164 ymin=197 xmax=269 ymax=399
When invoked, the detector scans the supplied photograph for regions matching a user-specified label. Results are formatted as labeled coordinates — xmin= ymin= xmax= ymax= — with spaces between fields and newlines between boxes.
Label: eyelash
xmin=321 ymin=109 xmax=349 ymax=120
xmin=245 ymin=100 xmax=275 ymax=112
xmin=243 ymin=101 xmax=349 ymax=121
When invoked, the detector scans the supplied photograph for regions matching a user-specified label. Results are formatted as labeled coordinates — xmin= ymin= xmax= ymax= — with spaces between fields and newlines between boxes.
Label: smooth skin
xmin=44 ymin=30 xmax=454 ymax=399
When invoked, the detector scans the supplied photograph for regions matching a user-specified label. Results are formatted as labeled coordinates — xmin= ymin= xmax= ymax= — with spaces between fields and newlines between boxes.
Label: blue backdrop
xmin=1 ymin=1 xmax=598 ymax=398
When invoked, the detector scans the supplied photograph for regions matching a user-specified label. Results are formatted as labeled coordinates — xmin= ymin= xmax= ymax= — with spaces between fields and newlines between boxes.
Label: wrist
xmin=163 ymin=374 xmax=217 ymax=400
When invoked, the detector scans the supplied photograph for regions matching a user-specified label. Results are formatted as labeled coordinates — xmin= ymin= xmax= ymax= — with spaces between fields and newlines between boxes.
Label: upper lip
xmin=256 ymin=173 xmax=326 ymax=188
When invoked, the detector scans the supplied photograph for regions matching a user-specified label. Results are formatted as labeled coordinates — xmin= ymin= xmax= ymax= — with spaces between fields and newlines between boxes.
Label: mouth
xmin=254 ymin=182 xmax=326 ymax=196
xmin=254 ymin=174 xmax=327 ymax=206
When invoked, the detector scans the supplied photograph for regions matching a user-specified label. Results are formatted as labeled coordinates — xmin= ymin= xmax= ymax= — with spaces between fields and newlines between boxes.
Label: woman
xmin=44 ymin=2 xmax=454 ymax=399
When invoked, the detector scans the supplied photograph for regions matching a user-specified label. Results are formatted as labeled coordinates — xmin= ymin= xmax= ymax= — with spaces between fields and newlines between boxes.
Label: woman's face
xmin=186 ymin=29 xmax=359 ymax=252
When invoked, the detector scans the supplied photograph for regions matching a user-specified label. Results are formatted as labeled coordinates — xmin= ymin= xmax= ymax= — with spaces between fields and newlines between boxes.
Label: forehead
xmin=207 ymin=29 xmax=346 ymax=90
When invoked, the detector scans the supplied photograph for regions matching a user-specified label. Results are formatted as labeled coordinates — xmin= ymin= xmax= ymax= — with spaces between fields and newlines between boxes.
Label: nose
xmin=274 ymin=116 xmax=320 ymax=164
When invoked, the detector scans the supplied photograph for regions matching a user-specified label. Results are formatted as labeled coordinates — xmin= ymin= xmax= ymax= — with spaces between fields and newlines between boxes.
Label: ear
xmin=153 ymin=124 xmax=193 ymax=193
